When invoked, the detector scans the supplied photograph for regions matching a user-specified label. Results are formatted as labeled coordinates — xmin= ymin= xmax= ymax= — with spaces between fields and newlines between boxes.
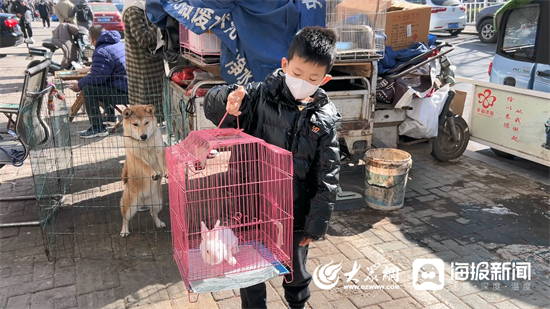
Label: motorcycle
xmin=378 ymin=42 xmax=470 ymax=162
xmin=26 ymin=26 xmax=92 ymax=74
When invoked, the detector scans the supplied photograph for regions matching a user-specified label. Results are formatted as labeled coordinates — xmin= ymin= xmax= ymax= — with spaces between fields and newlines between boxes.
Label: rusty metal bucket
xmin=364 ymin=148 xmax=412 ymax=211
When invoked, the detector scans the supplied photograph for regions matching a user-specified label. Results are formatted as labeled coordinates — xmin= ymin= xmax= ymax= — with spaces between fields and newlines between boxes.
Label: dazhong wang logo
xmin=312 ymin=260 xmax=401 ymax=291
xmin=312 ymin=260 xmax=342 ymax=290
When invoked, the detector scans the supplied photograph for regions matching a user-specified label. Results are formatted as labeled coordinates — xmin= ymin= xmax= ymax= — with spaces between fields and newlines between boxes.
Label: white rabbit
xmin=200 ymin=220 xmax=239 ymax=266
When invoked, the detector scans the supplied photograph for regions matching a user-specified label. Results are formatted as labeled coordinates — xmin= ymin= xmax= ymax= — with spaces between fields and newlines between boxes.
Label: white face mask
xmin=284 ymin=73 xmax=322 ymax=101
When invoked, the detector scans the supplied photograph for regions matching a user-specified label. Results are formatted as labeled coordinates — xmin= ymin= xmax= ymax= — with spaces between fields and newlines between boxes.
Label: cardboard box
xmin=333 ymin=62 xmax=372 ymax=78
xmin=332 ymin=0 xmax=431 ymax=50
xmin=335 ymin=0 xmax=392 ymax=17
xmin=450 ymin=90 xmax=467 ymax=116
xmin=385 ymin=2 xmax=431 ymax=50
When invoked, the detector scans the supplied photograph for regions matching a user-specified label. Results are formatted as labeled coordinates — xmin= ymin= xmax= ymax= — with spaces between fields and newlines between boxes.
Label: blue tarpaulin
xmin=378 ymin=34 xmax=438 ymax=75
xmin=157 ymin=0 xmax=326 ymax=85
xmin=147 ymin=0 xmax=169 ymax=29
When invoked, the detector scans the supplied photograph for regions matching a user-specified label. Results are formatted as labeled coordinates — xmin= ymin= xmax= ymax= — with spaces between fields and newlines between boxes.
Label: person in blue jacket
xmin=68 ymin=25 xmax=128 ymax=138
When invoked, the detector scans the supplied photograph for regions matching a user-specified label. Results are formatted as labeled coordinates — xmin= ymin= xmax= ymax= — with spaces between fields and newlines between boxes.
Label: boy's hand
xmin=299 ymin=237 xmax=313 ymax=247
xmin=226 ymin=86 xmax=245 ymax=116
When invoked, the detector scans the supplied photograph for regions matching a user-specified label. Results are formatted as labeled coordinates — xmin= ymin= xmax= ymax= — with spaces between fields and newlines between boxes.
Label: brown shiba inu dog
xmin=120 ymin=105 xmax=166 ymax=237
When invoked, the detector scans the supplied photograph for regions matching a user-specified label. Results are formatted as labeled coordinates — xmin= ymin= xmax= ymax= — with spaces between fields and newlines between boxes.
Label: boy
xmin=204 ymin=26 xmax=341 ymax=309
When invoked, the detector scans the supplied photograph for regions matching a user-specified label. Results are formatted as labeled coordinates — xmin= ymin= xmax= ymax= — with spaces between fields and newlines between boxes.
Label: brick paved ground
xmin=1 ymin=23 xmax=549 ymax=309
xmin=1 ymin=136 xmax=548 ymax=309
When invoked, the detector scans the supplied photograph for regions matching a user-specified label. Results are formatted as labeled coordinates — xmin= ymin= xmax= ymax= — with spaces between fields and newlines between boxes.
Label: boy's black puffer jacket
xmin=204 ymin=69 xmax=341 ymax=240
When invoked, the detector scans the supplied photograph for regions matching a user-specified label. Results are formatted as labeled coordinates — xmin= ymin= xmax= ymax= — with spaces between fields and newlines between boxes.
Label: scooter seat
xmin=28 ymin=47 xmax=49 ymax=58
xmin=28 ymin=47 xmax=48 ymax=54
xmin=42 ymin=42 xmax=58 ymax=52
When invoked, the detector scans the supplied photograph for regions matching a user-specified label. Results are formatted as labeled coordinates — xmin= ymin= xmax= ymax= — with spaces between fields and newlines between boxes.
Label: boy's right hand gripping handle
xmin=218 ymin=86 xmax=245 ymax=130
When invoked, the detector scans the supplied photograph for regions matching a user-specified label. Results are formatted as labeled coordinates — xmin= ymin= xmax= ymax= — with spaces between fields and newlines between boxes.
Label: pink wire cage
xmin=166 ymin=128 xmax=294 ymax=293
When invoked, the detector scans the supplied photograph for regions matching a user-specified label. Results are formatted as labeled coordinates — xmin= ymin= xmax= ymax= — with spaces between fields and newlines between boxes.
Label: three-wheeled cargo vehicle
xmin=458 ymin=0 xmax=550 ymax=166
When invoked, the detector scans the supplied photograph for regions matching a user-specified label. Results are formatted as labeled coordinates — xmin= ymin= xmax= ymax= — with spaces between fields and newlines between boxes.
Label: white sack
xmin=398 ymin=85 xmax=449 ymax=139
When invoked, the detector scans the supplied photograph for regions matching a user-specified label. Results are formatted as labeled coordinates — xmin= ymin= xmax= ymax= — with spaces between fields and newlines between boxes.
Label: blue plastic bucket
xmin=364 ymin=149 xmax=412 ymax=211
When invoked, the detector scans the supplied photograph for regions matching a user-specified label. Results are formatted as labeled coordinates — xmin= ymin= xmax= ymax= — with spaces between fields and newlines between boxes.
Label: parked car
xmin=0 ymin=13 xmax=23 ymax=48
xmin=114 ymin=3 xmax=123 ymax=13
xmin=405 ymin=0 xmax=467 ymax=36
xmin=476 ymin=4 xmax=504 ymax=43
xmin=89 ymin=3 xmax=124 ymax=38
xmin=487 ymin=0 xmax=549 ymax=159
xmin=489 ymin=0 xmax=549 ymax=93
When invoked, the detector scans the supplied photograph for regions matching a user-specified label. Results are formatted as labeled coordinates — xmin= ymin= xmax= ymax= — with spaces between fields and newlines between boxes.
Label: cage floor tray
xmin=186 ymin=241 xmax=290 ymax=293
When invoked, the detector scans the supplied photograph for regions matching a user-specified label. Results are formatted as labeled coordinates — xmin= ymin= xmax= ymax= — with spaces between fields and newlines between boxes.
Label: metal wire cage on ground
xmin=30 ymin=76 xmax=184 ymax=260
xmin=326 ymin=0 xmax=387 ymax=61
xmin=166 ymin=128 xmax=294 ymax=293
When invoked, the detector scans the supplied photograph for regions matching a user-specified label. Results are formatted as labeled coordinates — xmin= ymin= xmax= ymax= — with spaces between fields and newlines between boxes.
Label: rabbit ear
xmin=201 ymin=221 xmax=208 ymax=233
xmin=214 ymin=220 xmax=220 ymax=229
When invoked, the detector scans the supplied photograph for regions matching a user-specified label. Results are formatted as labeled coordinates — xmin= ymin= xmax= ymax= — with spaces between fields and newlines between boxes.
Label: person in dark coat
xmin=204 ymin=26 xmax=341 ymax=309
xmin=33 ymin=1 xmax=39 ymax=21
xmin=68 ymin=25 xmax=128 ymax=138
xmin=69 ymin=0 xmax=93 ymax=30
xmin=38 ymin=0 xmax=50 ymax=28
xmin=2 ymin=1 xmax=9 ymax=13
xmin=12 ymin=0 xmax=34 ymax=44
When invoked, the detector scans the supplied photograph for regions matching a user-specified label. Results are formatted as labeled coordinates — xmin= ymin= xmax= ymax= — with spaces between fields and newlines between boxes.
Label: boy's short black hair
xmin=287 ymin=26 xmax=337 ymax=74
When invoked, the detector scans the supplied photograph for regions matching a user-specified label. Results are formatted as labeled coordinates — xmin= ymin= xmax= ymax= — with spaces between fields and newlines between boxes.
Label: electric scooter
xmin=381 ymin=42 xmax=470 ymax=162
xmin=26 ymin=27 xmax=92 ymax=74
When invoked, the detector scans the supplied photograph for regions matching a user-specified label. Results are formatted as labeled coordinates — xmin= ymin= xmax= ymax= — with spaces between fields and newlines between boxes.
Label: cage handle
xmin=217 ymin=111 xmax=240 ymax=130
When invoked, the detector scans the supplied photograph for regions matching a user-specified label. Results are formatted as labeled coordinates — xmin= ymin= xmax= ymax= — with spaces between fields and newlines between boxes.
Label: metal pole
xmin=0 ymin=194 xmax=62 ymax=202
xmin=0 ymin=195 xmax=36 ymax=201
xmin=0 ymin=221 xmax=40 ymax=227
xmin=0 ymin=195 xmax=64 ymax=228
xmin=0 ymin=195 xmax=38 ymax=227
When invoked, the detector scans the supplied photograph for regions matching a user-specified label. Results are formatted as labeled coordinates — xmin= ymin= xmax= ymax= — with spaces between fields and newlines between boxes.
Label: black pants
xmin=19 ymin=20 xmax=32 ymax=39
xmin=41 ymin=15 xmax=50 ymax=27
xmin=82 ymin=85 xmax=128 ymax=129
xmin=240 ymin=231 xmax=311 ymax=309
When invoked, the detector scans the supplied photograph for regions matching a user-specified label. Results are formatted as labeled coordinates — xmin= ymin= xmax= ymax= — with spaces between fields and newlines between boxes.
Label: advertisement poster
xmin=469 ymin=84 xmax=550 ymax=164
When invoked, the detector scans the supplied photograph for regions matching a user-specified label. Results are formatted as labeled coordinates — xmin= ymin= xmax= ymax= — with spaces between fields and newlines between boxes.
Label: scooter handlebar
xmin=384 ymin=42 xmax=455 ymax=80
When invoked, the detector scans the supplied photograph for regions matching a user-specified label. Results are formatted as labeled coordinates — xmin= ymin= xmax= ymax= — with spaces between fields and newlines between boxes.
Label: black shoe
xmin=79 ymin=126 xmax=109 ymax=139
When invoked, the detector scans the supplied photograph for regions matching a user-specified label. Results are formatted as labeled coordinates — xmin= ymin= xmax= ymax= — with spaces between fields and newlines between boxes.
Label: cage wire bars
xmin=31 ymin=75 xmax=186 ymax=261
